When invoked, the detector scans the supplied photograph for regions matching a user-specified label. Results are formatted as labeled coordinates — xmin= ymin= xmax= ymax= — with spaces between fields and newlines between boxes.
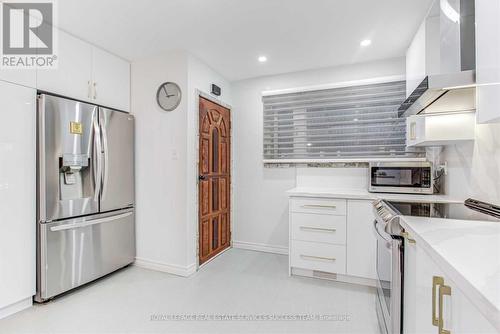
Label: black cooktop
xmin=386 ymin=199 xmax=500 ymax=222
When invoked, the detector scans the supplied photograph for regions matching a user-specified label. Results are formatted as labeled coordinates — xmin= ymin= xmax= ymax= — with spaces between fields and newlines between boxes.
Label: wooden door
xmin=199 ymin=97 xmax=231 ymax=264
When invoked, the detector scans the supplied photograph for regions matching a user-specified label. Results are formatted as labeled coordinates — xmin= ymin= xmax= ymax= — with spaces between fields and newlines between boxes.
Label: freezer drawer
xmin=36 ymin=209 xmax=135 ymax=302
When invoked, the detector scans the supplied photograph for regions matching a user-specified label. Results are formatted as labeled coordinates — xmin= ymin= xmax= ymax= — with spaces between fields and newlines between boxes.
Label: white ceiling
xmin=57 ymin=0 xmax=433 ymax=81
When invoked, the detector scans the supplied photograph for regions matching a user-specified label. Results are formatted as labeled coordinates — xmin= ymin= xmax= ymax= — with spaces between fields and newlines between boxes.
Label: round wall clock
xmin=156 ymin=82 xmax=182 ymax=111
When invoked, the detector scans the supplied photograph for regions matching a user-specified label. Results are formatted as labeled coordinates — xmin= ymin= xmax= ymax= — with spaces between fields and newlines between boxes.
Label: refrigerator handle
xmin=93 ymin=114 xmax=103 ymax=201
xmin=37 ymin=94 xmax=47 ymax=222
xmin=100 ymin=110 xmax=109 ymax=200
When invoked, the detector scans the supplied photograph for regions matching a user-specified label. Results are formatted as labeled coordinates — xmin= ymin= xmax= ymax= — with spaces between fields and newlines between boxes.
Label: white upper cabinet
xmin=91 ymin=47 xmax=130 ymax=112
xmin=37 ymin=29 xmax=93 ymax=102
xmin=37 ymin=26 xmax=130 ymax=111
xmin=476 ymin=0 xmax=500 ymax=124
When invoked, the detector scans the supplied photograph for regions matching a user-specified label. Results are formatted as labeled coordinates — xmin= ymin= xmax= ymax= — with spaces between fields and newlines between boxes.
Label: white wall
xmin=131 ymin=51 xmax=190 ymax=271
xmin=131 ymin=50 xmax=232 ymax=274
xmin=443 ymin=122 xmax=500 ymax=204
xmin=231 ymin=57 xmax=406 ymax=252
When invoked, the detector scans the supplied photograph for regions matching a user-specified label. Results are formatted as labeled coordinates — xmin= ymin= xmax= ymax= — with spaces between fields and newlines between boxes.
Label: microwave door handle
xmin=93 ymin=114 xmax=103 ymax=201
xmin=100 ymin=111 xmax=109 ymax=200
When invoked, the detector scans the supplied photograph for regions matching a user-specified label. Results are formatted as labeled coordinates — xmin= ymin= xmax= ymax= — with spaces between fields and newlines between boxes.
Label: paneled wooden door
xmin=198 ymin=97 xmax=231 ymax=265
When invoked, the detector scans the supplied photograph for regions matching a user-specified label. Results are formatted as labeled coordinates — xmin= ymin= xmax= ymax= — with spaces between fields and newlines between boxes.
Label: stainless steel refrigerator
xmin=35 ymin=94 xmax=135 ymax=302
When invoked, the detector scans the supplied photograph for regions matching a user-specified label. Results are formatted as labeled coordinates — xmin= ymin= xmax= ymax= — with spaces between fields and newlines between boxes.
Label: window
xmin=262 ymin=80 xmax=423 ymax=161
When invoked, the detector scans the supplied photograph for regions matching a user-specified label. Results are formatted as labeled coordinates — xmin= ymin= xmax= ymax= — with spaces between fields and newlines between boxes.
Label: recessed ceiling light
xmin=360 ymin=39 xmax=372 ymax=47
xmin=258 ymin=56 xmax=267 ymax=63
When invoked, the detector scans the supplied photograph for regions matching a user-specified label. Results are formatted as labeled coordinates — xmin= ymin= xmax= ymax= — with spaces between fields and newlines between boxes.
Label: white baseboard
xmin=232 ymin=240 xmax=288 ymax=255
xmin=0 ymin=297 xmax=32 ymax=320
xmin=134 ymin=257 xmax=196 ymax=277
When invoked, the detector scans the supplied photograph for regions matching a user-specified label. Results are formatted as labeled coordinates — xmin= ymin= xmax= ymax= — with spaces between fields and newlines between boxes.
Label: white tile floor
xmin=0 ymin=249 xmax=380 ymax=334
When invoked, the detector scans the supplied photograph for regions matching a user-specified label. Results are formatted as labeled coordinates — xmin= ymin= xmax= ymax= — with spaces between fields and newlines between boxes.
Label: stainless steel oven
xmin=373 ymin=200 xmax=403 ymax=334
xmin=369 ymin=161 xmax=433 ymax=194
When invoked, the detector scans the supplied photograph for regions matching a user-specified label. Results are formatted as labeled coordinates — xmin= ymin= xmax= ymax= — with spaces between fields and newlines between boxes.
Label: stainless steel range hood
xmin=399 ymin=0 xmax=476 ymax=117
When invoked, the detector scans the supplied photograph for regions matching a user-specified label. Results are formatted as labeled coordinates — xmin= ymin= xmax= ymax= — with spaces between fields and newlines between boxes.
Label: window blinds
xmin=262 ymin=80 xmax=422 ymax=160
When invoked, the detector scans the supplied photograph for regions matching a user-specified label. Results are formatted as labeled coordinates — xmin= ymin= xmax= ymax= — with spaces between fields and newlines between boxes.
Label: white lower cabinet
xmin=0 ymin=81 xmax=36 ymax=318
xmin=289 ymin=197 xmax=376 ymax=283
xmin=346 ymin=200 xmax=377 ymax=280
xmin=291 ymin=212 xmax=346 ymax=245
xmin=291 ymin=240 xmax=346 ymax=274
xmin=404 ymin=237 xmax=498 ymax=334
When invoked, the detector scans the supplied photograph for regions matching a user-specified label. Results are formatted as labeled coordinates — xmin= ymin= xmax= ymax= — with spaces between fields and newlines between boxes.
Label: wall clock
xmin=156 ymin=82 xmax=182 ymax=112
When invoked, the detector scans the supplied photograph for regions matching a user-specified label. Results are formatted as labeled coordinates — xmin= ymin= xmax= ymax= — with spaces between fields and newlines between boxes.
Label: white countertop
xmin=400 ymin=216 xmax=500 ymax=331
xmin=286 ymin=187 xmax=463 ymax=203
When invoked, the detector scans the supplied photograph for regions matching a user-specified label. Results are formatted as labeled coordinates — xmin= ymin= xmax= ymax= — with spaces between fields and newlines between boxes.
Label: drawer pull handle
xmin=300 ymin=254 xmax=336 ymax=262
xmin=438 ymin=283 xmax=452 ymax=334
xmin=432 ymin=276 xmax=444 ymax=326
xmin=300 ymin=226 xmax=336 ymax=233
xmin=301 ymin=204 xmax=337 ymax=209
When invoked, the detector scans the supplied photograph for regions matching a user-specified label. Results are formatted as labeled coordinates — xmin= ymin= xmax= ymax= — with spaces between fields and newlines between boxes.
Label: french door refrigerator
xmin=35 ymin=94 xmax=135 ymax=302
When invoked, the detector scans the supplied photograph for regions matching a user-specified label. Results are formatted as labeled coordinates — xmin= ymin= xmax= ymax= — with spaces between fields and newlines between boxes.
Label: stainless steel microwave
xmin=368 ymin=161 xmax=434 ymax=194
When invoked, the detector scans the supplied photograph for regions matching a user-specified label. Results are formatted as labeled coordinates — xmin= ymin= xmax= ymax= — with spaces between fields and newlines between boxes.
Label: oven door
xmin=374 ymin=219 xmax=403 ymax=334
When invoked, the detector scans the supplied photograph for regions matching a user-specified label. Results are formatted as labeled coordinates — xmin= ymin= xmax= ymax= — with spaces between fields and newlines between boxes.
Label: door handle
xmin=438 ymin=283 xmax=452 ymax=334
xmin=300 ymin=254 xmax=336 ymax=262
xmin=432 ymin=276 xmax=444 ymax=326
xmin=99 ymin=110 xmax=109 ymax=200
xmin=300 ymin=226 xmax=336 ymax=233
xmin=301 ymin=204 xmax=336 ymax=209
xmin=199 ymin=175 xmax=207 ymax=181
xmin=93 ymin=114 xmax=103 ymax=201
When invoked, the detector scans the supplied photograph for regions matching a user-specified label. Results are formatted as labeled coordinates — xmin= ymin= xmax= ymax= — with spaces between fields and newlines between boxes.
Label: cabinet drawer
xmin=291 ymin=213 xmax=346 ymax=245
xmin=290 ymin=198 xmax=346 ymax=215
xmin=290 ymin=240 xmax=346 ymax=274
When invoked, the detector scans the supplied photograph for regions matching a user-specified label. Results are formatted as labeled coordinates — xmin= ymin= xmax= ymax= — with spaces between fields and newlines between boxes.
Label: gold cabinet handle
xmin=300 ymin=254 xmax=336 ymax=262
xmin=439 ymin=284 xmax=452 ymax=334
xmin=432 ymin=276 xmax=444 ymax=326
xmin=300 ymin=226 xmax=336 ymax=233
xmin=301 ymin=204 xmax=337 ymax=209
xmin=401 ymin=231 xmax=416 ymax=244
